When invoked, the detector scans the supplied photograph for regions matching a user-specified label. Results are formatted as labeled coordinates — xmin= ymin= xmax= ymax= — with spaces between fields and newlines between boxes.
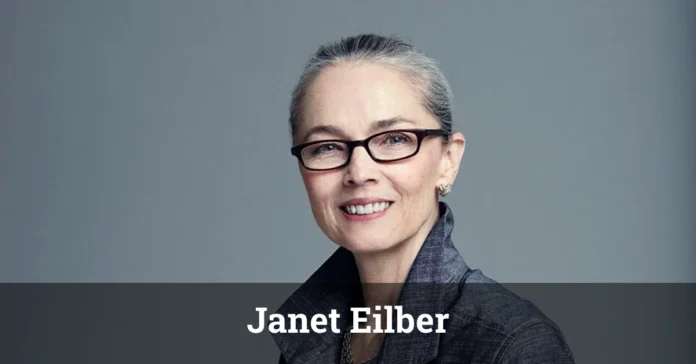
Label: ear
xmin=437 ymin=132 xmax=466 ymax=187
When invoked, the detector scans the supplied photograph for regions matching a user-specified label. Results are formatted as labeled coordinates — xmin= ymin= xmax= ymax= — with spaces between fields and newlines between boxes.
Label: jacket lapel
xmin=272 ymin=202 xmax=470 ymax=364
xmin=376 ymin=202 xmax=469 ymax=363
xmin=271 ymin=248 xmax=360 ymax=364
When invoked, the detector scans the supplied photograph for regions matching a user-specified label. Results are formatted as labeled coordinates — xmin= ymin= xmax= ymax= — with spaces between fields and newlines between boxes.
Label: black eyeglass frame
xmin=290 ymin=128 xmax=449 ymax=171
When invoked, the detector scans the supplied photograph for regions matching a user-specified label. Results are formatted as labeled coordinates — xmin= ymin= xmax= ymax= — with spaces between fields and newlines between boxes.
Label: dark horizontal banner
xmin=1 ymin=284 xmax=694 ymax=363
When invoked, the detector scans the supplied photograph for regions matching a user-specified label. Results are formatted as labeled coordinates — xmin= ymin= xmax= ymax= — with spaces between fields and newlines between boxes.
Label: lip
xmin=339 ymin=197 xmax=394 ymax=222
xmin=339 ymin=197 xmax=393 ymax=207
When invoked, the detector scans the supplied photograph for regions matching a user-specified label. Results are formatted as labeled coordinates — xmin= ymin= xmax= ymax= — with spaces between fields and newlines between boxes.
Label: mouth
xmin=339 ymin=198 xmax=394 ymax=216
xmin=341 ymin=201 xmax=392 ymax=215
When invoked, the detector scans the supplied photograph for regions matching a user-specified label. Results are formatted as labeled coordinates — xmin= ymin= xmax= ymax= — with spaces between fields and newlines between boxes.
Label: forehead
xmin=300 ymin=62 xmax=437 ymax=138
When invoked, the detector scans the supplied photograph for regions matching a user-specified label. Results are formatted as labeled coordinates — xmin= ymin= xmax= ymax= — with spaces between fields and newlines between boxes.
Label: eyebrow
xmin=369 ymin=117 xmax=417 ymax=133
xmin=300 ymin=116 xmax=417 ymax=144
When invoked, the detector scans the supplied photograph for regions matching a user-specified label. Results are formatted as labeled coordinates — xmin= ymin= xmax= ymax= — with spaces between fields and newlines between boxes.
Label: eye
xmin=310 ymin=143 xmax=343 ymax=155
xmin=384 ymin=133 xmax=411 ymax=145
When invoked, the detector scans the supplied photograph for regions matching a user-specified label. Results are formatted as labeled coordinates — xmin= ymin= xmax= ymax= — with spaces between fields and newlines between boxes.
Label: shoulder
xmin=450 ymin=270 xmax=554 ymax=333
xmin=442 ymin=270 xmax=575 ymax=363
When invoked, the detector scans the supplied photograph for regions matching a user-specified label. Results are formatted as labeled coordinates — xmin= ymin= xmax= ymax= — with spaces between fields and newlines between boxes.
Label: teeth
xmin=343 ymin=202 xmax=391 ymax=215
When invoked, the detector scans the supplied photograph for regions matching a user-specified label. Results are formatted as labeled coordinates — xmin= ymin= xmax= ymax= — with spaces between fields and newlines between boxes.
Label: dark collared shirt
xmin=272 ymin=202 xmax=575 ymax=364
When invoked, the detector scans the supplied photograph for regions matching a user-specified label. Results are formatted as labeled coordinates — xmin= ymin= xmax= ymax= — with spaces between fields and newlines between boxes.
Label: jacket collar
xmin=272 ymin=202 xmax=470 ymax=364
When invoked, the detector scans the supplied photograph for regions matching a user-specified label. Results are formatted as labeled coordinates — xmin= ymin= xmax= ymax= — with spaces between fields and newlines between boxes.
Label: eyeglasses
xmin=291 ymin=129 xmax=449 ymax=171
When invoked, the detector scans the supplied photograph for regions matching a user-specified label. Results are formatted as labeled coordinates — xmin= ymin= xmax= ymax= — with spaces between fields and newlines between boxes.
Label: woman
xmin=272 ymin=34 xmax=574 ymax=364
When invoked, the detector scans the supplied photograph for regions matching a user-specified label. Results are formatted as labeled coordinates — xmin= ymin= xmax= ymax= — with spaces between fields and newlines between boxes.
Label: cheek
xmin=302 ymin=172 xmax=341 ymax=207
xmin=390 ymin=158 xmax=440 ymax=196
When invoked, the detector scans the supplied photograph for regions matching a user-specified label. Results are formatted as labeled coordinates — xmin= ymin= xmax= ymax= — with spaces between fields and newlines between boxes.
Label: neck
xmin=352 ymin=202 xmax=441 ymax=308
xmin=347 ymin=203 xmax=441 ymax=362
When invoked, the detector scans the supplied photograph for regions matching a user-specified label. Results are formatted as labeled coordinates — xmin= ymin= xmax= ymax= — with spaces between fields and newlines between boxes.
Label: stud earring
xmin=437 ymin=183 xmax=452 ymax=196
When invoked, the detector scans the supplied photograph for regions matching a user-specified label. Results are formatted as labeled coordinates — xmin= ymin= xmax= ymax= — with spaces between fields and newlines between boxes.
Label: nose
xmin=343 ymin=147 xmax=379 ymax=186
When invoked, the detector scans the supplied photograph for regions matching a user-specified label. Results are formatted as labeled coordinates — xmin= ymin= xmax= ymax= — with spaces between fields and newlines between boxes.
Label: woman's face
xmin=295 ymin=62 xmax=464 ymax=254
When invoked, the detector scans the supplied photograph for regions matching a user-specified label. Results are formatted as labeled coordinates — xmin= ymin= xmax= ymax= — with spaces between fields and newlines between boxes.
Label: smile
xmin=341 ymin=201 xmax=391 ymax=215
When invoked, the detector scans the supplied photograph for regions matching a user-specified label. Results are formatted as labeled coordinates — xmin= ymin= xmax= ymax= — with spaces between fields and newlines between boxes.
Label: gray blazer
xmin=272 ymin=202 xmax=575 ymax=364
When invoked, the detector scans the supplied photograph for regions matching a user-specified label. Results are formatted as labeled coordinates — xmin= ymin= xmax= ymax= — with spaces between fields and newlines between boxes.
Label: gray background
xmin=1 ymin=0 xmax=694 ymax=283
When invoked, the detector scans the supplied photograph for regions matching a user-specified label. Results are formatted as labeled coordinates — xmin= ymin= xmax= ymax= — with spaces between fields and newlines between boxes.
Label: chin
xmin=337 ymin=234 xmax=401 ymax=255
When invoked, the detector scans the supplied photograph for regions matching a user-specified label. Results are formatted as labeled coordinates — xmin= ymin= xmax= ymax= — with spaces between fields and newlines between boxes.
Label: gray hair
xmin=289 ymin=33 xmax=454 ymax=142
